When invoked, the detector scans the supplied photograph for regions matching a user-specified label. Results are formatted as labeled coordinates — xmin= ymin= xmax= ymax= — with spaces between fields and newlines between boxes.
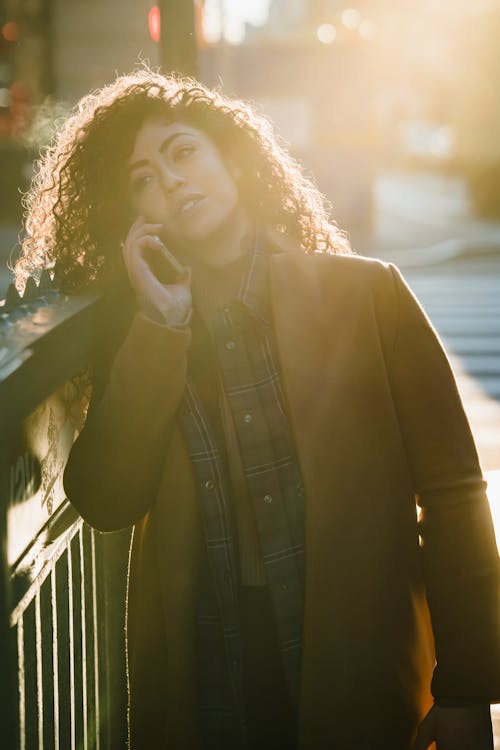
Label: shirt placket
xmin=212 ymin=300 xmax=306 ymax=706
xmin=177 ymin=377 xmax=246 ymax=741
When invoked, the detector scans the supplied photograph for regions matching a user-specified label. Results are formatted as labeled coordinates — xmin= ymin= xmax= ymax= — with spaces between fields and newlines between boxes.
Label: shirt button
xmin=263 ymin=494 xmax=273 ymax=504
xmin=297 ymin=483 xmax=305 ymax=496
xmin=225 ymin=340 xmax=236 ymax=350
xmin=243 ymin=413 xmax=253 ymax=424
xmin=223 ymin=305 xmax=231 ymax=314
xmin=281 ymin=584 xmax=288 ymax=591
xmin=204 ymin=479 xmax=215 ymax=491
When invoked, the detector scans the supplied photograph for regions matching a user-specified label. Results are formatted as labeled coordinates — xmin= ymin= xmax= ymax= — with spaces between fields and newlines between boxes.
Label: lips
xmin=175 ymin=193 xmax=205 ymax=216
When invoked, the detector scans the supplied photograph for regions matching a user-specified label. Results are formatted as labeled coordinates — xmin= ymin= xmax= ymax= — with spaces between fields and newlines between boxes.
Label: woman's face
xmin=126 ymin=116 xmax=242 ymax=247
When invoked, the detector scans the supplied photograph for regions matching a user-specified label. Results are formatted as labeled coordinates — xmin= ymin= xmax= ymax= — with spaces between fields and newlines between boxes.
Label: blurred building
xmin=1 ymin=0 xmax=378 ymax=232
xmin=4 ymin=0 xmax=499 ymax=228
xmin=51 ymin=0 xmax=157 ymax=101
xmin=0 ymin=0 xmax=158 ymax=221
xmin=266 ymin=0 xmax=307 ymax=36
xmin=2 ymin=0 xmax=158 ymax=108
xmin=0 ymin=1 xmax=51 ymax=139
xmin=201 ymin=0 xmax=379 ymax=234
xmin=1 ymin=1 xmax=52 ymax=220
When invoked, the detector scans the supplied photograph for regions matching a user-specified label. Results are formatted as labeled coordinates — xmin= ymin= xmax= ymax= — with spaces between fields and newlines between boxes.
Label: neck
xmin=183 ymin=207 xmax=252 ymax=268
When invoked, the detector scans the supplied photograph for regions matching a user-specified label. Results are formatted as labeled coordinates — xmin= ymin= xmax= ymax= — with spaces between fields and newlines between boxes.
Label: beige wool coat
xmin=64 ymin=234 xmax=500 ymax=749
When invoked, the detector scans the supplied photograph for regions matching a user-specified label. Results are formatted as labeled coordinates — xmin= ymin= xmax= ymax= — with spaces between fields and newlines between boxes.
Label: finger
xmin=127 ymin=252 xmax=167 ymax=300
xmin=124 ymin=234 xmax=165 ymax=266
xmin=130 ymin=237 xmax=187 ymax=283
xmin=132 ymin=222 xmax=165 ymax=239
xmin=129 ymin=215 xmax=145 ymax=232
xmin=176 ymin=265 xmax=192 ymax=286
xmin=124 ymin=236 xmax=162 ymax=277
xmin=123 ymin=219 xmax=163 ymax=245
xmin=158 ymin=245 xmax=186 ymax=277
xmin=127 ymin=239 xmax=181 ymax=284
xmin=122 ymin=231 xmax=146 ymax=268
xmin=125 ymin=215 xmax=151 ymax=242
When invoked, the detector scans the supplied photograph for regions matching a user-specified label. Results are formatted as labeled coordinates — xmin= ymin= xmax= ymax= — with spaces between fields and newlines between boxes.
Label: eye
xmin=131 ymin=174 xmax=154 ymax=193
xmin=173 ymin=144 xmax=195 ymax=161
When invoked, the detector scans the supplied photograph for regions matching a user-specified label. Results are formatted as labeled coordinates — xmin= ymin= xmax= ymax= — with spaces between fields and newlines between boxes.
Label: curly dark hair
xmin=15 ymin=65 xmax=352 ymax=293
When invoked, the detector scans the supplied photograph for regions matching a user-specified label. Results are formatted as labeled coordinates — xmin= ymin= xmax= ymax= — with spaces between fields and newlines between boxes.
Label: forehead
xmin=129 ymin=117 xmax=210 ymax=159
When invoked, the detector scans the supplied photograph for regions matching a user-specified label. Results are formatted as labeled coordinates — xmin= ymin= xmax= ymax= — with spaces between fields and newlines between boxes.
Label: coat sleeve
xmin=386 ymin=262 xmax=500 ymax=704
xmin=63 ymin=308 xmax=192 ymax=532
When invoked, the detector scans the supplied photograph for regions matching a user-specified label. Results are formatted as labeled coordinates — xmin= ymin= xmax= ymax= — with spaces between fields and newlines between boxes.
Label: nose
xmin=158 ymin=163 xmax=185 ymax=194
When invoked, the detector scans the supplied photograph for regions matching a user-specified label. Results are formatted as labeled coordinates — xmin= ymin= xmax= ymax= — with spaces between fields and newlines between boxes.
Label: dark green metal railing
xmin=0 ymin=5 xmax=200 ymax=746
xmin=0 ymin=279 xmax=130 ymax=749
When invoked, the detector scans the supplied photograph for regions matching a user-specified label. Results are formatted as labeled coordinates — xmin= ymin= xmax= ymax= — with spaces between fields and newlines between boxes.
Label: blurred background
xmin=1 ymin=0 xmax=500 ymax=253
xmin=1 ymin=0 xmax=500 ymax=269
xmin=1 ymin=0 xmax=500 ymax=249
xmin=1 ymin=0 xmax=500 ymax=736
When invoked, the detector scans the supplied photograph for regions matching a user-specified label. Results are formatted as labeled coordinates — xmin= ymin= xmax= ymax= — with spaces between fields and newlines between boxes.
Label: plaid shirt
xmin=176 ymin=228 xmax=306 ymax=748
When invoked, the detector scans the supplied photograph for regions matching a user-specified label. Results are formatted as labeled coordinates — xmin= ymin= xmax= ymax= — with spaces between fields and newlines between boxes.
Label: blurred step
xmin=441 ymin=336 xmax=500 ymax=355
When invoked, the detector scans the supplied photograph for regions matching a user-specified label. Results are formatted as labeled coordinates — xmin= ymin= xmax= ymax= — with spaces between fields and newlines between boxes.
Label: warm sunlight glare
xmin=486 ymin=470 xmax=500 ymax=550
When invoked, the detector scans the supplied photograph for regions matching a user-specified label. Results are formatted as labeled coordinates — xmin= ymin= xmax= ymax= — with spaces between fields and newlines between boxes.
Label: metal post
xmin=158 ymin=0 xmax=199 ymax=77
xmin=0 ymin=449 xmax=17 ymax=746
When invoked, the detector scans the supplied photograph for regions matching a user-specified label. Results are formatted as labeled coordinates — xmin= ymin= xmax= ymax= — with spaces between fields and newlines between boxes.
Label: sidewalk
xmin=356 ymin=169 xmax=500 ymax=266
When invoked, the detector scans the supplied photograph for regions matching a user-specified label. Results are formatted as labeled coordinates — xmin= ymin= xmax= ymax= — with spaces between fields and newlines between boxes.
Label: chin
xmin=184 ymin=217 xmax=228 ymax=245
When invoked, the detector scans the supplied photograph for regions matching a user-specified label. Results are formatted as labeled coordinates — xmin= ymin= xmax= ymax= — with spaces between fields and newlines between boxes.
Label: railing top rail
xmin=0 ymin=289 xmax=100 ymax=439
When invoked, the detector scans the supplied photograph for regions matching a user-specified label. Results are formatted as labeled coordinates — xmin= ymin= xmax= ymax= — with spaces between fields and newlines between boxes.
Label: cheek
xmin=213 ymin=173 xmax=240 ymax=213
xmin=198 ymin=154 xmax=239 ymax=204
xmin=131 ymin=189 xmax=167 ymax=223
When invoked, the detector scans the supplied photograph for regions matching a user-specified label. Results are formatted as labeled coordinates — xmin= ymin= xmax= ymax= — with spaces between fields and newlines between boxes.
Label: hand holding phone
xmin=121 ymin=217 xmax=192 ymax=326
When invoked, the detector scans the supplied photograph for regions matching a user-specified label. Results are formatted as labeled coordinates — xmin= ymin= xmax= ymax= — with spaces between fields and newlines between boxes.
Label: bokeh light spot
xmin=148 ymin=6 xmax=161 ymax=43
xmin=317 ymin=24 xmax=337 ymax=45
xmin=2 ymin=21 xmax=20 ymax=42
xmin=341 ymin=8 xmax=361 ymax=31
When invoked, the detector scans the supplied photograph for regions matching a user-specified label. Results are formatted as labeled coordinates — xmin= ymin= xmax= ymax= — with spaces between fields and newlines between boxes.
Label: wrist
xmin=161 ymin=306 xmax=193 ymax=328
xmin=137 ymin=293 xmax=192 ymax=327
xmin=140 ymin=304 xmax=192 ymax=328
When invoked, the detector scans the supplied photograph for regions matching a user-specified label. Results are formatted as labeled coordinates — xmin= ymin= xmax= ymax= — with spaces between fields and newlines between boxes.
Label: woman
xmin=17 ymin=67 xmax=500 ymax=749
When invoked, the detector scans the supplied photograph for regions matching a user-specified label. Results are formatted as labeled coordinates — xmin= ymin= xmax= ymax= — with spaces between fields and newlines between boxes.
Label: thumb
xmin=412 ymin=706 xmax=437 ymax=750
xmin=177 ymin=265 xmax=192 ymax=286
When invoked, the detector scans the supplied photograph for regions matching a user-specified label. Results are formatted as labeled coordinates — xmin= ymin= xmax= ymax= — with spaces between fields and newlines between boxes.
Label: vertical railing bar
xmin=51 ymin=563 xmax=60 ymax=750
xmin=79 ymin=526 xmax=88 ymax=750
xmin=10 ymin=519 xmax=83 ymax=628
xmin=91 ymin=530 xmax=100 ymax=750
xmin=67 ymin=538 xmax=76 ymax=750
xmin=35 ymin=588 xmax=44 ymax=750
xmin=18 ymin=617 xmax=26 ymax=750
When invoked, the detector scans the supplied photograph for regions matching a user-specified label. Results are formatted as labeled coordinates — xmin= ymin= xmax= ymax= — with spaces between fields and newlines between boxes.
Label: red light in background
xmin=10 ymin=80 xmax=28 ymax=101
xmin=148 ymin=6 xmax=161 ymax=43
xmin=2 ymin=21 xmax=20 ymax=42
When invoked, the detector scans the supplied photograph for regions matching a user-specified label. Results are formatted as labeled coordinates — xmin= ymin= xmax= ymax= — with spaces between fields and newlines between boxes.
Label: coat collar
xmin=234 ymin=225 xmax=303 ymax=327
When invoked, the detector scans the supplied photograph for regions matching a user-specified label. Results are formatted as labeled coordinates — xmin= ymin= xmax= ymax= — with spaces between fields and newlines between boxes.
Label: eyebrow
xmin=128 ymin=132 xmax=192 ymax=173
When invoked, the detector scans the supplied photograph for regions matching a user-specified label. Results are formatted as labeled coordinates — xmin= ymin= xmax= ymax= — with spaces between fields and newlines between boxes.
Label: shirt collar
xmin=234 ymin=224 xmax=274 ymax=327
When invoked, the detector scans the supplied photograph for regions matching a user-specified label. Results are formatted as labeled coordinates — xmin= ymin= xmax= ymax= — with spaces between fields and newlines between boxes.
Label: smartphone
xmin=137 ymin=225 xmax=187 ymax=285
